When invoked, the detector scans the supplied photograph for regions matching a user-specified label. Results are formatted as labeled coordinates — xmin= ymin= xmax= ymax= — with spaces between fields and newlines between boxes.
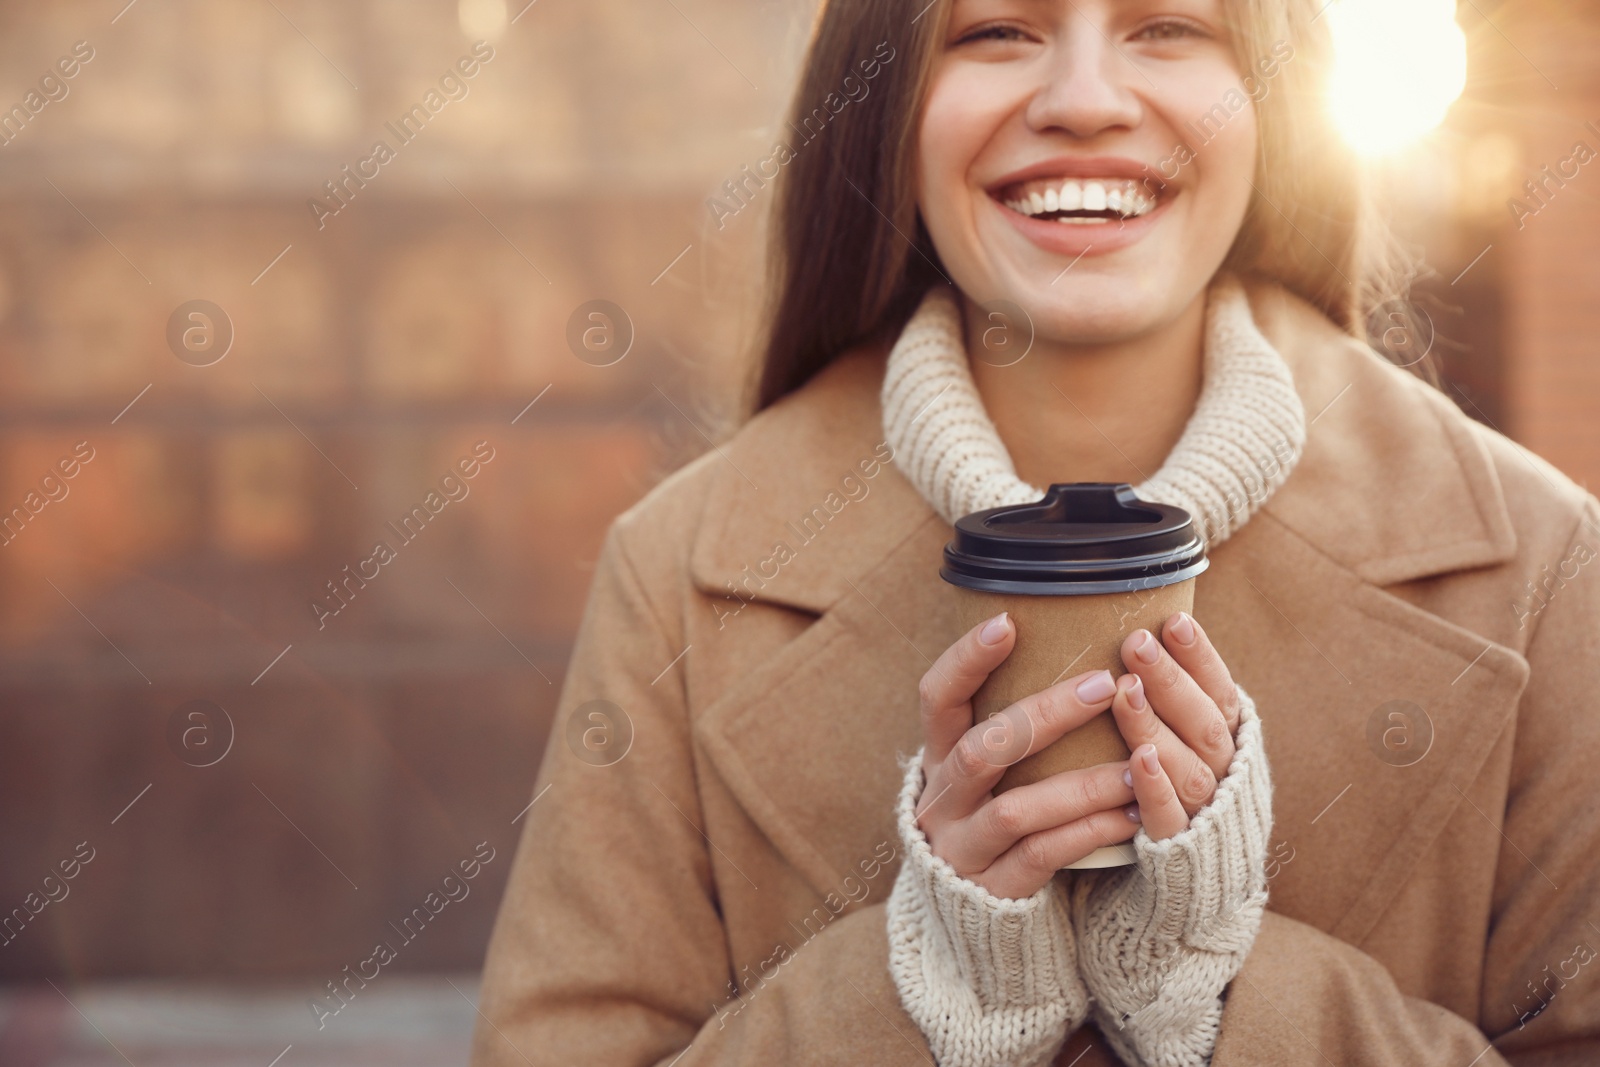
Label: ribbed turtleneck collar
xmin=879 ymin=274 xmax=1306 ymax=547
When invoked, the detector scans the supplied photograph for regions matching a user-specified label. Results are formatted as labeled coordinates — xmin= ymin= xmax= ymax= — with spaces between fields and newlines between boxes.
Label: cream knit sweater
xmin=883 ymin=275 xmax=1293 ymax=1067
xmin=879 ymin=274 xmax=1305 ymax=543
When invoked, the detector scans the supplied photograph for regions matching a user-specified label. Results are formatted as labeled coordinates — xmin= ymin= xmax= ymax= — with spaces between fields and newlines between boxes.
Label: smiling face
xmin=917 ymin=0 xmax=1260 ymax=345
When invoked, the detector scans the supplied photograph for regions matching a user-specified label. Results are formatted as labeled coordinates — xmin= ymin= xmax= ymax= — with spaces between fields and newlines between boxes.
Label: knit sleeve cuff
xmin=885 ymin=747 xmax=1087 ymax=1067
xmin=1132 ymin=684 xmax=1274 ymax=948
xmin=1071 ymin=684 xmax=1274 ymax=1067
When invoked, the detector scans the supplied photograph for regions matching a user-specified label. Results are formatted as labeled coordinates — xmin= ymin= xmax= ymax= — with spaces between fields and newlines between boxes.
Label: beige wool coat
xmin=470 ymin=281 xmax=1600 ymax=1066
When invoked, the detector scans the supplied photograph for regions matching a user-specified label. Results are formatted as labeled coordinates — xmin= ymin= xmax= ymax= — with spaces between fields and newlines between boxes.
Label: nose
xmin=1023 ymin=21 xmax=1142 ymax=138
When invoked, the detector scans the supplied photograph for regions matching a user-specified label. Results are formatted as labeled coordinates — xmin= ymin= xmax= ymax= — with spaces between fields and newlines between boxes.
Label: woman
xmin=471 ymin=0 xmax=1600 ymax=1064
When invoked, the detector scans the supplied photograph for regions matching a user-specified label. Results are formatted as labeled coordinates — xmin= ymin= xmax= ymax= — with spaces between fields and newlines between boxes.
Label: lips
xmin=984 ymin=156 xmax=1173 ymax=254
xmin=986 ymin=155 xmax=1165 ymax=190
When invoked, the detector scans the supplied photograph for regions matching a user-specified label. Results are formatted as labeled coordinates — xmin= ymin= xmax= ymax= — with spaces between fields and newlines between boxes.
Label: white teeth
xmin=1003 ymin=177 xmax=1157 ymax=219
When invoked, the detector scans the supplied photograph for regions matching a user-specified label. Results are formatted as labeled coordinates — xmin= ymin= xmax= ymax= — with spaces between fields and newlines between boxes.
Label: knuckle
xmin=1201 ymin=712 xmax=1232 ymax=753
xmin=1024 ymin=686 xmax=1066 ymax=731
xmin=1079 ymin=771 xmax=1105 ymax=812
xmin=988 ymin=794 xmax=1028 ymax=840
xmin=1150 ymin=654 xmax=1182 ymax=690
xmin=950 ymin=733 xmax=992 ymax=780
xmin=917 ymin=673 xmax=942 ymax=716
xmin=1219 ymin=680 xmax=1243 ymax=722
xmin=1181 ymin=761 xmax=1216 ymax=808
xmin=1017 ymin=832 xmax=1054 ymax=875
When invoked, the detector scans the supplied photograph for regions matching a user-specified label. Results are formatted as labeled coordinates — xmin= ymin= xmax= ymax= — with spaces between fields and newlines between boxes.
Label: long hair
xmin=747 ymin=0 xmax=1410 ymax=416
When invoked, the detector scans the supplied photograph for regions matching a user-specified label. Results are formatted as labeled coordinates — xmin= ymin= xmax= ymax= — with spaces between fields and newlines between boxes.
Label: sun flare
xmin=1326 ymin=0 xmax=1468 ymax=156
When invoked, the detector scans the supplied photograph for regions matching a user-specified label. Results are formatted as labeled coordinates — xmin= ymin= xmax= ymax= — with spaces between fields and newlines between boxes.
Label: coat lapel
xmin=1245 ymin=282 xmax=1517 ymax=583
xmin=1195 ymin=511 xmax=1529 ymax=943
xmin=693 ymin=512 xmax=961 ymax=899
xmin=687 ymin=284 xmax=1529 ymax=934
xmin=688 ymin=345 xmax=949 ymax=899
xmin=1238 ymin=283 xmax=1528 ymax=939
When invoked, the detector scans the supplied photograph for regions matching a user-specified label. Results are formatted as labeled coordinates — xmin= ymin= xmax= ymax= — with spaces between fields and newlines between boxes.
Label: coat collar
xmin=688 ymin=280 xmax=1518 ymax=611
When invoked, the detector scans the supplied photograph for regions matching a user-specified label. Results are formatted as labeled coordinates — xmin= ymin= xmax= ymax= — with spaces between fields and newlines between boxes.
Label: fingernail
xmin=1125 ymin=804 xmax=1141 ymax=823
xmin=1122 ymin=767 xmax=1133 ymax=788
xmin=1126 ymin=675 xmax=1147 ymax=711
xmin=1170 ymin=612 xmax=1196 ymax=646
xmin=980 ymin=612 xmax=1009 ymax=645
xmin=1139 ymin=746 xmax=1161 ymax=774
xmin=1133 ymin=630 xmax=1160 ymax=665
xmin=1076 ymin=670 xmax=1115 ymax=703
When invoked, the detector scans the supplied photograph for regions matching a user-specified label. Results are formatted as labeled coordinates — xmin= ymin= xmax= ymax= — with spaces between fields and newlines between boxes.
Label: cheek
xmin=916 ymin=68 xmax=1018 ymax=221
xmin=1155 ymin=72 xmax=1259 ymax=222
xmin=1203 ymin=106 xmax=1259 ymax=217
xmin=1179 ymin=112 xmax=1257 ymax=274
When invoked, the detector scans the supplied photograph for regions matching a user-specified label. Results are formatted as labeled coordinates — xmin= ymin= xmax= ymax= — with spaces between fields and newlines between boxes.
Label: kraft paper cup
xmin=941 ymin=483 xmax=1208 ymax=870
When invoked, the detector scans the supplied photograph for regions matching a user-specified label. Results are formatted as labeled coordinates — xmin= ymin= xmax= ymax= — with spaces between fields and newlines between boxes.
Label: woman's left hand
xmin=1069 ymin=611 xmax=1273 ymax=1067
xmin=1109 ymin=611 xmax=1243 ymax=840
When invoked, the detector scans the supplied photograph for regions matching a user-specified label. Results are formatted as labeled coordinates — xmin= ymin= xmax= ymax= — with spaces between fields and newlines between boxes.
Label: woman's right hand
xmin=915 ymin=611 xmax=1140 ymax=900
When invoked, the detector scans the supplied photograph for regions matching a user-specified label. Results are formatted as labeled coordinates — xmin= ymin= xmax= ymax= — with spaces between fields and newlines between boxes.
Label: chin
xmin=1030 ymin=303 xmax=1161 ymax=345
xmin=947 ymin=206 xmax=1199 ymax=342
xmin=992 ymin=269 xmax=1177 ymax=346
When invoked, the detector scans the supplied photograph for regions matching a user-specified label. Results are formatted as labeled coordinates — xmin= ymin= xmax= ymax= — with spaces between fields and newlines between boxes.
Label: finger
xmin=1109 ymin=672 xmax=1217 ymax=816
xmin=927 ymin=667 xmax=1118 ymax=821
xmin=919 ymin=612 xmax=1016 ymax=765
xmin=942 ymin=762 xmax=1134 ymax=873
xmin=1005 ymin=666 xmax=1120 ymax=763
xmin=1162 ymin=611 xmax=1243 ymax=734
xmin=1129 ymin=743 xmax=1189 ymax=840
xmin=977 ymin=807 xmax=1142 ymax=900
xmin=1121 ymin=627 xmax=1234 ymax=778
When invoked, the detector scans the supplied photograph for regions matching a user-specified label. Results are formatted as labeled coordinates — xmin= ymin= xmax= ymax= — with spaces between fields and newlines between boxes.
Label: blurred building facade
xmin=0 ymin=0 xmax=1593 ymax=984
xmin=0 ymin=0 xmax=793 ymax=981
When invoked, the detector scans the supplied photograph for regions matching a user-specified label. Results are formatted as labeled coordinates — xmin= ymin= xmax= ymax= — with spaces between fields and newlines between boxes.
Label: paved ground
xmin=0 ymin=974 xmax=483 ymax=1067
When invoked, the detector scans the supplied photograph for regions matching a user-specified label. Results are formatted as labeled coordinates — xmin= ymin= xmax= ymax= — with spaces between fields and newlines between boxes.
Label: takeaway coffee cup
xmin=940 ymin=483 xmax=1208 ymax=869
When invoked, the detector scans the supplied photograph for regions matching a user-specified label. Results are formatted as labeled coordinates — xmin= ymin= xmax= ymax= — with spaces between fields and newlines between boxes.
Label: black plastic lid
xmin=941 ymin=482 xmax=1208 ymax=595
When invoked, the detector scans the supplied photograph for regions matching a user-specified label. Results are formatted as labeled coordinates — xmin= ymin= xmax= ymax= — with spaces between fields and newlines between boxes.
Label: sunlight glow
xmin=458 ymin=0 xmax=508 ymax=42
xmin=1326 ymin=0 xmax=1468 ymax=157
